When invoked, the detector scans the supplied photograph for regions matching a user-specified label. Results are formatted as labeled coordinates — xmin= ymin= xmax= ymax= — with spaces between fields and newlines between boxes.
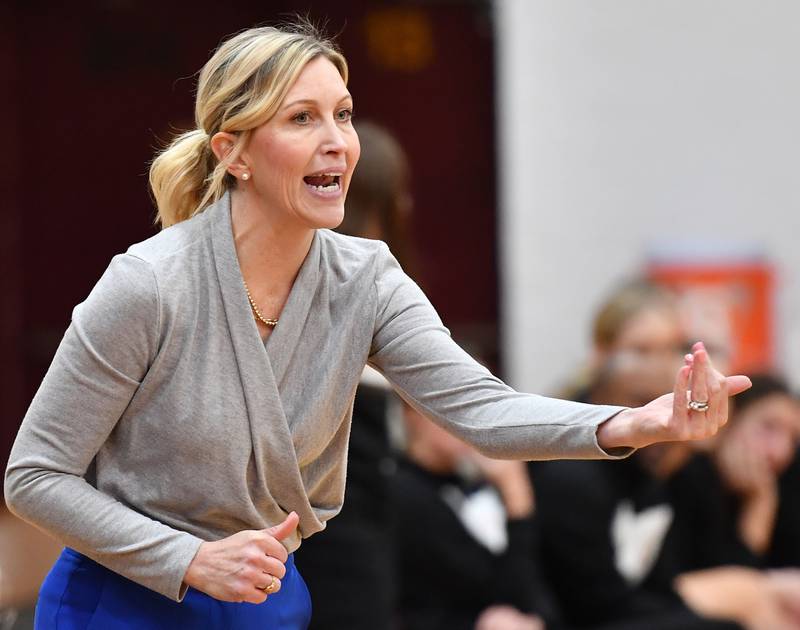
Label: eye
xmin=293 ymin=111 xmax=311 ymax=125
xmin=336 ymin=108 xmax=354 ymax=122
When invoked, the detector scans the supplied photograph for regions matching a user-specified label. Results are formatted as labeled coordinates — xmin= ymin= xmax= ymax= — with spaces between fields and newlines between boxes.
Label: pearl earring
xmin=241 ymin=172 xmax=250 ymax=181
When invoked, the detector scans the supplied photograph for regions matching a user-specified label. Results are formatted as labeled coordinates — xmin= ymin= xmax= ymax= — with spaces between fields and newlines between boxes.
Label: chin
xmin=313 ymin=206 xmax=345 ymax=230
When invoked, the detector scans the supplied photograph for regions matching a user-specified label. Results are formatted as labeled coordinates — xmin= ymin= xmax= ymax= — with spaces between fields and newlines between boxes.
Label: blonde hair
xmin=149 ymin=22 xmax=347 ymax=228
xmin=592 ymin=280 xmax=676 ymax=350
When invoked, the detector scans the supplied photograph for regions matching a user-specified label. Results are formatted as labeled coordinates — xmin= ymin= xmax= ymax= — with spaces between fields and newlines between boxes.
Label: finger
xmin=264 ymin=511 xmax=300 ymax=542
xmin=716 ymin=374 xmax=730 ymax=430
xmin=251 ymin=532 xmax=289 ymax=563
xmin=726 ymin=375 xmax=752 ymax=396
xmin=705 ymin=372 xmax=724 ymax=436
xmin=690 ymin=348 xmax=710 ymax=405
xmin=249 ymin=553 xmax=287 ymax=579
xmin=255 ymin=575 xmax=282 ymax=595
xmin=672 ymin=365 xmax=691 ymax=429
xmin=238 ymin=573 xmax=284 ymax=604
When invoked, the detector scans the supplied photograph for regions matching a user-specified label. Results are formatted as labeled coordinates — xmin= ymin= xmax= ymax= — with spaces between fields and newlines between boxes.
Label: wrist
xmin=596 ymin=407 xmax=640 ymax=452
xmin=183 ymin=541 xmax=209 ymax=589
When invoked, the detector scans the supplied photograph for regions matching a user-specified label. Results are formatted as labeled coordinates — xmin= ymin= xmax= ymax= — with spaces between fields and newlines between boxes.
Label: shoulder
xmin=75 ymin=211 xmax=213 ymax=330
xmin=317 ymin=231 xmax=421 ymax=303
xmin=316 ymin=229 xmax=388 ymax=275
xmin=126 ymin=209 xmax=211 ymax=266
xmin=315 ymin=231 xmax=405 ymax=306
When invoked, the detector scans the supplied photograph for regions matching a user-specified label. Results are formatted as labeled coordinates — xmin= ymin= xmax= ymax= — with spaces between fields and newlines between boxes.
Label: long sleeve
xmin=4 ymin=254 xmax=203 ymax=601
xmin=368 ymin=243 xmax=631 ymax=460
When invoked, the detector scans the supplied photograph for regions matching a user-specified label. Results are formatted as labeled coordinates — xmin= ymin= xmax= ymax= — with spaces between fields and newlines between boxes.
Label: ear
xmin=210 ymin=131 xmax=249 ymax=180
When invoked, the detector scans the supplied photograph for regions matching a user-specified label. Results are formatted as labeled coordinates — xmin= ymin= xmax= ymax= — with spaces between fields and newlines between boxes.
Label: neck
xmin=230 ymin=189 xmax=315 ymax=294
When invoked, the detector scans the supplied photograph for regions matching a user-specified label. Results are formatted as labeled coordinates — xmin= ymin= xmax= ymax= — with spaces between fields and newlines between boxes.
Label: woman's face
xmin=731 ymin=394 xmax=800 ymax=474
xmin=241 ymin=56 xmax=360 ymax=230
xmin=610 ymin=306 xmax=687 ymax=368
xmin=595 ymin=307 xmax=688 ymax=405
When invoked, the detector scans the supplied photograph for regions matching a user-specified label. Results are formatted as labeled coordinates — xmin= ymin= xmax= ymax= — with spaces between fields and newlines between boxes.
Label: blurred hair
xmin=559 ymin=279 xmax=678 ymax=401
xmin=731 ymin=373 xmax=792 ymax=417
xmin=592 ymin=279 xmax=676 ymax=350
xmin=149 ymin=20 xmax=347 ymax=228
xmin=336 ymin=121 xmax=414 ymax=269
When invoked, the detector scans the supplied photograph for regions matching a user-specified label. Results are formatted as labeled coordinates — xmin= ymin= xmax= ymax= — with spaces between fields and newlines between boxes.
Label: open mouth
xmin=303 ymin=172 xmax=341 ymax=193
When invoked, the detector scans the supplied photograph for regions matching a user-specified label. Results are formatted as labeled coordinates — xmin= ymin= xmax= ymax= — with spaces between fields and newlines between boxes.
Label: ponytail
xmin=149 ymin=129 xmax=230 ymax=228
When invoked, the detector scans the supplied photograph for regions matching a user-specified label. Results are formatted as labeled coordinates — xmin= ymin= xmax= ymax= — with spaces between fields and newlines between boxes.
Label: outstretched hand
xmin=597 ymin=342 xmax=752 ymax=451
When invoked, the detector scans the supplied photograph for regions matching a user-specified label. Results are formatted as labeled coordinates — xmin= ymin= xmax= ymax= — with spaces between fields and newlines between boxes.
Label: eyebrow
xmin=280 ymin=94 xmax=353 ymax=111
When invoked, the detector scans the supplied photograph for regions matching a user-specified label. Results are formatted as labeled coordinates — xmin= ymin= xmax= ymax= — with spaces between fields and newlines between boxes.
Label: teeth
xmin=307 ymin=182 xmax=341 ymax=192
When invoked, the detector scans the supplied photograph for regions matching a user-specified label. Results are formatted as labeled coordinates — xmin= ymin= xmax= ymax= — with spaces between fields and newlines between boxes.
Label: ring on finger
xmin=258 ymin=574 xmax=277 ymax=594
xmin=688 ymin=399 xmax=710 ymax=412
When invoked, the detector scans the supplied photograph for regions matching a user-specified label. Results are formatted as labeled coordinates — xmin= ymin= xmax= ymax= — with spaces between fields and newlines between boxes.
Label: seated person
xmin=697 ymin=373 xmax=800 ymax=568
xmin=667 ymin=374 xmax=800 ymax=627
xmin=392 ymin=401 xmax=546 ymax=630
xmin=533 ymin=280 xmax=769 ymax=629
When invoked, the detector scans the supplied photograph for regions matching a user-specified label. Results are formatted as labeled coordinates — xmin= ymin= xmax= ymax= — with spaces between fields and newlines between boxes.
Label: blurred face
xmin=594 ymin=307 xmax=687 ymax=408
xmin=596 ymin=308 xmax=694 ymax=478
xmin=730 ymin=394 xmax=800 ymax=474
xmin=241 ymin=56 xmax=360 ymax=229
xmin=610 ymin=307 xmax=687 ymax=369
xmin=403 ymin=405 xmax=472 ymax=473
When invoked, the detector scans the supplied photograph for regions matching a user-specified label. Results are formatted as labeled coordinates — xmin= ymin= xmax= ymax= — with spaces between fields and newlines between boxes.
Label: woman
xmin=4 ymin=23 xmax=748 ymax=629
xmin=669 ymin=375 xmax=800 ymax=628
xmin=666 ymin=373 xmax=800 ymax=570
xmin=710 ymin=374 xmax=800 ymax=565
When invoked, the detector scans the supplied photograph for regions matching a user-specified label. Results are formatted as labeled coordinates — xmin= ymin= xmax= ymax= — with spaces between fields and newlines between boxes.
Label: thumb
xmin=264 ymin=511 xmax=300 ymax=542
xmin=726 ymin=375 xmax=752 ymax=397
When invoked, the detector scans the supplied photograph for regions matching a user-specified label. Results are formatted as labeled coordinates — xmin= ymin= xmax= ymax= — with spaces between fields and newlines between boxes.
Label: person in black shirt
xmin=533 ymin=280 xmax=763 ymax=629
xmin=393 ymin=401 xmax=546 ymax=630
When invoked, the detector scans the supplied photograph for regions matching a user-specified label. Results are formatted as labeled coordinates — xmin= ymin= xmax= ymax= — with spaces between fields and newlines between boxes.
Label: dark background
xmin=0 ymin=0 xmax=499 ymax=481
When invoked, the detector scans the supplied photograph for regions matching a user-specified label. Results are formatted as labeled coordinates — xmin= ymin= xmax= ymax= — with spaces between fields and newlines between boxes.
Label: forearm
xmin=5 ymin=463 xmax=203 ymax=601
xmin=371 ymin=335 xmax=630 ymax=460
xmin=596 ymin=407 xmax=641 ymax=451
xmin=674 ymin=566 xmax=787 ymax=629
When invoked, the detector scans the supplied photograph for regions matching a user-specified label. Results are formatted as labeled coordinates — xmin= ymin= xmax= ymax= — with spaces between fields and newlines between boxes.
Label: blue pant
xmin=35 ymin=548 xmax=312 ymax=629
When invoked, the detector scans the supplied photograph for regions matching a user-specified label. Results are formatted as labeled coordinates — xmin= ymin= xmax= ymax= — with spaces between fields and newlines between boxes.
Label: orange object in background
xmin=648 ymin=260 xmax=774 ymax=375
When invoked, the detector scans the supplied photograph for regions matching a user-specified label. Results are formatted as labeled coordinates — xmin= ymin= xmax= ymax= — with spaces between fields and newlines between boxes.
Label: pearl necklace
xmin=243 ymin=280 xmax=278 ymax=327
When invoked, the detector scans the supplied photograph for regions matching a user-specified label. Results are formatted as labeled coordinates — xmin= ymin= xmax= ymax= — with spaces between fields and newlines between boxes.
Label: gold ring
xmin=259 ymin=575 xmax=277 ymax=594
xmin=688 ymin=400 xmax=710 ymax=412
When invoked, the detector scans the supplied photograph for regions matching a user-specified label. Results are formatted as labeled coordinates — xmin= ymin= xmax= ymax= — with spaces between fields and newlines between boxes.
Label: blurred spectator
xmin=293 ymin=121 xmax=413 ymax=630
xmin=669 ymin=374 xmax=800 ymax=569
xmin=666 ymin=375 xmax=800 ymax=628
xmin=532 ymin=280 xmax=744 ymax=629
xmin=392 ymin=401 xmax=546 ymax=630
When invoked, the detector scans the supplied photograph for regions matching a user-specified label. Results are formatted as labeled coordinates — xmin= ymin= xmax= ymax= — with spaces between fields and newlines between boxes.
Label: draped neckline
xmin=208 ymin=191 xmax=321 ymax=388
xmin=206 ymin=191 xmax=321 ymax=546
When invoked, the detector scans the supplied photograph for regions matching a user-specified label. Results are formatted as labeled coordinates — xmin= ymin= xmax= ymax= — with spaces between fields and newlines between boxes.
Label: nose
xmin=320 ymin=119 xmax=348 ymax=155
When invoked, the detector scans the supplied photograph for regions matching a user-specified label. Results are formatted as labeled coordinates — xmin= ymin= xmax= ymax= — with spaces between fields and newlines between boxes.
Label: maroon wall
xmin=2 ymin=0 xmax=498 ymax=476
